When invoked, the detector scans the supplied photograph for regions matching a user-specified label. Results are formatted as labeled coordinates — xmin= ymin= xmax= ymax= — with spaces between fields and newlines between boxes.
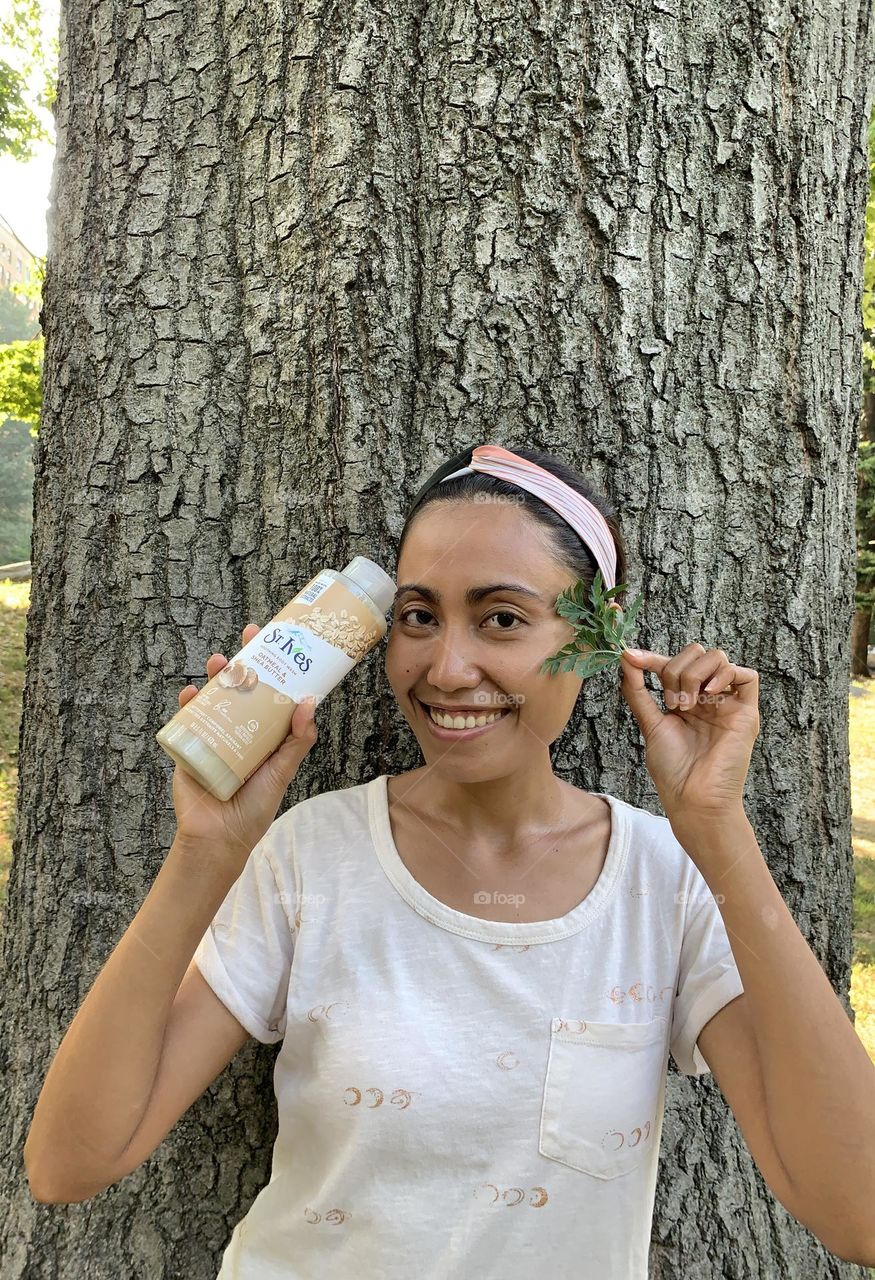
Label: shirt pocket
xmin=539 ymin=1015 xmax=669 ymax=1181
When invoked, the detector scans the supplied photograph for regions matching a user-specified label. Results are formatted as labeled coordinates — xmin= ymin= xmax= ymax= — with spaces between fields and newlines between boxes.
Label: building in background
xmin=0 ymin=213 xmax=40 ymax=331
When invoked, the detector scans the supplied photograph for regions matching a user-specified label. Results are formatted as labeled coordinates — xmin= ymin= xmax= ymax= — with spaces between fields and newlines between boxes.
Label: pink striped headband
xmin=439 ymin=444 xmax=618 ymax=593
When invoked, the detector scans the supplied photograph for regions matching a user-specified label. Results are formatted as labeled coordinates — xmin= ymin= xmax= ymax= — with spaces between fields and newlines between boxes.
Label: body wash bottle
xmin=156 ymin=556 xmax=396 ymax=801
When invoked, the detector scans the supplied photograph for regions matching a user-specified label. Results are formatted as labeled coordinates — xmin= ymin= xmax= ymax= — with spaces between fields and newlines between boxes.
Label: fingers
xmin=674 ymin=649 xmax=732 ymax=710
xmin=665 ymin=650 xmax=736 ymax=711
xmin=621 ymin=643 xmax=758 ymax=715
xmin=279 ymin=695 xmax=317 ymax=742
xmin=205 ymin=624 xmax=260 ymax=677
xmin=294 ymin=695 xmax=318 ymax=733
xmin=205 ymin=651 xmax=228 ymax=679
xmin=702 ymin=663 xmax=738 ymax=695
xmin=177 ymin=624 xmax=261 ymax=708
xmin=256 ymin=698 xmax=319 ymax=794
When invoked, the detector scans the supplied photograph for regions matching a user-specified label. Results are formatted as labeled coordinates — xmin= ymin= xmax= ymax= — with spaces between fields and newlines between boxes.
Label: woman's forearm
xmin=672 ymin=811 xmax=875 ymax=1248
xmin=24 ymin=837 xmax=239 ymax=1199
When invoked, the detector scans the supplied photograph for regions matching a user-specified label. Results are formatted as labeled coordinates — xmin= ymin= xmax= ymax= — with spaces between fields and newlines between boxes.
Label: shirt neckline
xmin=367 ymin=772 xmax=629 ymax=944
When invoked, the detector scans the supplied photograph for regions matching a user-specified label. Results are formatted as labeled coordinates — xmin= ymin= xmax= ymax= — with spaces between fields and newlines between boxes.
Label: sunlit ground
xmin=850 ymin=673 xmax=875 ymax=1063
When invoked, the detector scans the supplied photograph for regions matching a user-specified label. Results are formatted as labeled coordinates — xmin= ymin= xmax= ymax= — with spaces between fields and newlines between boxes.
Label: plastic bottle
xmin=156 ymin=556 xmax=396 ymax=800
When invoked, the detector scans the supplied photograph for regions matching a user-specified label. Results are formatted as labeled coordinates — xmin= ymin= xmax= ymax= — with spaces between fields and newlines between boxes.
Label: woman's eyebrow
xmin=393 ymin=582 xmax=548 ymax=607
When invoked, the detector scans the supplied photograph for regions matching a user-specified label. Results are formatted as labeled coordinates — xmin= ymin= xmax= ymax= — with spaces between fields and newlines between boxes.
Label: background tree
xmin=1 ymin=4 xmax=874 ymax=1279
xmin=0 ymin=256 xmax=44 ymax=566
xmin=0 ymin=0 xmax=56 ymax=160
xmin=0 ymin=283 xmax=37 ymax=343
xmin=0 ymin=333 xmax=41 ymax=425
xmin=0 ymin=0 xmax=55 ymax=567
xmin=0 ymin=420 xmax=35 ymax=562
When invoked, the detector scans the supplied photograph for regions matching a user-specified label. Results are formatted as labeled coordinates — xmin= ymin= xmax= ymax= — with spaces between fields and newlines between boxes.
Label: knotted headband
xmin=439 ymin=444 xmax=618 ymax=594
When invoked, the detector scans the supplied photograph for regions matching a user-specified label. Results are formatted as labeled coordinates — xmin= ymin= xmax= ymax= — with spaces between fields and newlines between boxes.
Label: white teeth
xmin=426 ymin=705 xmax=507 ymax=730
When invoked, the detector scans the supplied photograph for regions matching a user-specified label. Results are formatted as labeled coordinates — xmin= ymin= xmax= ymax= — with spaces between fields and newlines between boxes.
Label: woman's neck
xmin=388 ymin=763 xmax=591 ymax=855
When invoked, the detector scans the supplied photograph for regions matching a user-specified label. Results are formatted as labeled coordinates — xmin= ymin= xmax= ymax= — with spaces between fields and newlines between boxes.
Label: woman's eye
xmin=398 ymin=609 xmax=523 ymax=631
xmin=483 ymin=611 xmax=523 ymax=630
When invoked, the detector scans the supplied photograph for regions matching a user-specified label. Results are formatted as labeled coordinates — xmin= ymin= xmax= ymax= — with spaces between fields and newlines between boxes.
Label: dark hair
xmin=397 ymin=443 xmax=629 ymax=605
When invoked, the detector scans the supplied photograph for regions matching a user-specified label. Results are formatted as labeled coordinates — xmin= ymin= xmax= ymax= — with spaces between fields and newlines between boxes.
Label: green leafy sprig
xmin=539 ymin=570 xmax=644 ymax=679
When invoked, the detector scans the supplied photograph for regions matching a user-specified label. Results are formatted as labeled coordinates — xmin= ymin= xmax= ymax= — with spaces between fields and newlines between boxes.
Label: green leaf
xmin=539 ymin=570 xmax=645 ymax=681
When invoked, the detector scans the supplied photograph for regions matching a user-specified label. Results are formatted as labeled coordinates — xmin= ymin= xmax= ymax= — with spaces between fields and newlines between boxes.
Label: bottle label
xmin=166 ymin=571 xmax=387 ymax=786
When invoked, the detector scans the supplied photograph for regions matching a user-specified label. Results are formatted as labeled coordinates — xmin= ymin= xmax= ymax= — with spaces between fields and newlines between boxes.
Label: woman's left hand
xmin=618 ymin=643 xmax=760 ymax=826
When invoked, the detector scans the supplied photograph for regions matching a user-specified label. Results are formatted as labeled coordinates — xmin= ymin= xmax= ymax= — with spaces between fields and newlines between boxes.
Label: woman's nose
xmin=425 ymin=628 xmax=481 ymax=684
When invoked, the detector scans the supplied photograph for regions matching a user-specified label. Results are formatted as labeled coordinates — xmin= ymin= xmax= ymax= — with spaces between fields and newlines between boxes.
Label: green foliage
xmin=0 ymin=286 xmax=37 ymax=343
xmin=0 ymin=418 xmax=33 ymax=562
xmin=0 ymin=252 xmax=42 ymax=565
xmin=858 ymin=439 xmax=875 ymax=613
xmin=0 ymin=0 xmax=57 ymax=161
xmin=540 ymin=571 xmax=644 ymax=679
xmin=0 ymin=335 xmax=42 ymax=425
xmin=9 ymin=254 xmax=44 ymax=309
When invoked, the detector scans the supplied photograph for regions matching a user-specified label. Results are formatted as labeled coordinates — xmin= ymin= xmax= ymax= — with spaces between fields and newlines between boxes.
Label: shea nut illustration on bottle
xmin=156 ymin=556 xmax=396 ymax=801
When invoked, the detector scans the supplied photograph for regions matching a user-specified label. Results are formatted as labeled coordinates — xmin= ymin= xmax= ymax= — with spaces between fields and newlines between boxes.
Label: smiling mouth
xmin=416 ymin=698 xmax=512 ymax=731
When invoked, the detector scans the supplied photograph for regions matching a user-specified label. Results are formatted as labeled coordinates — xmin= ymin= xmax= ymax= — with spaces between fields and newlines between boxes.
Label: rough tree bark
xmin=1 ymin=1 xmax=873 ymax=1277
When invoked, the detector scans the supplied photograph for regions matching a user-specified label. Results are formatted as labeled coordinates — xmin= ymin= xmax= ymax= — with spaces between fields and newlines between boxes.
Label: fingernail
xmin=625 ymin=648 xmax=646 ymax=659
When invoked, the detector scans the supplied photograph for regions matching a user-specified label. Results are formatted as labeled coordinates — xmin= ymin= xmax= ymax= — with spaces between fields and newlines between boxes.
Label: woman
xmin=25 ymin=444 xmax=875 ymax=1277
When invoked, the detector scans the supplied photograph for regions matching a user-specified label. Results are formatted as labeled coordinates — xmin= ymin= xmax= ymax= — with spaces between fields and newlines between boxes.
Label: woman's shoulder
xmin=567 ymin=783 xmax=694 ymax=874
xmin=284 ymin=773 xmax=380 ymax=821
xmin=275 ymin=774 xmax=390 ymax=840
xmin=264 ymin=775 xmax=380 ymax=878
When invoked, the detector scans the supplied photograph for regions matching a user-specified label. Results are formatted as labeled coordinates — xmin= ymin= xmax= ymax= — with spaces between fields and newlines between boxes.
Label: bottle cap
xmin=341 ymin=556 xmax=396 ymax=616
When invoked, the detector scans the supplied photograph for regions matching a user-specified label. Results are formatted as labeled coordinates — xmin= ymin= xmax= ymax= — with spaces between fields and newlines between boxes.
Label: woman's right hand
xmin=171 ymin=623 xmax=319 ymax=865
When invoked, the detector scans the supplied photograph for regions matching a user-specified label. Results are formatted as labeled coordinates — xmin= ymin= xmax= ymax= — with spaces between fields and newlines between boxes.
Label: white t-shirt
xmin=193 ymin=772 xmax=744 ymax=1280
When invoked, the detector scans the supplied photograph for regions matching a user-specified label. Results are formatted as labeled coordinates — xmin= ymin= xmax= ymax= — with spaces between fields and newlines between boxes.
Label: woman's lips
xmin=417 ymin=698 xmax=512 ymax=741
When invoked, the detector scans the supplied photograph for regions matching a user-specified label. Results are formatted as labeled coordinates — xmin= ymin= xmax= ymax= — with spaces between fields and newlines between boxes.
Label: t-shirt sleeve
xmin=669 ymin=864 xmax=745 ymax=1076
xmin=192 ymin=821 xmax=296 ymax=1045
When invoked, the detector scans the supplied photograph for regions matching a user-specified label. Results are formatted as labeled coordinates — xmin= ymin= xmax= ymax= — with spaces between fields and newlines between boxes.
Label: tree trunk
xmin=1 ymin=0 xmax=873 ymax=1277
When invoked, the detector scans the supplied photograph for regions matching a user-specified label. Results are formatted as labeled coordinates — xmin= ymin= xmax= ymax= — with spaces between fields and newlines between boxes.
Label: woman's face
xmin=384 ymin=499 xmax=587 ymax=779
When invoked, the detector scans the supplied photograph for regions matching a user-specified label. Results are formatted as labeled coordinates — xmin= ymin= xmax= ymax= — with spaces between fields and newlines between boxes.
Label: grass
xmin=0 ymin=582 xmax=873 ymax=1065
xmin=0 ymin=578 xmax=27 ymax=908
